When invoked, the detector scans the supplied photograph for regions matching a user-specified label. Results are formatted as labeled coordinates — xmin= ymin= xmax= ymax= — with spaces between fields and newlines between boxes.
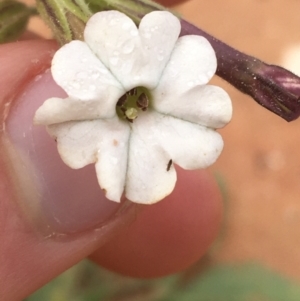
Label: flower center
xmin=116 ymin=87 xmax=151 ymax=123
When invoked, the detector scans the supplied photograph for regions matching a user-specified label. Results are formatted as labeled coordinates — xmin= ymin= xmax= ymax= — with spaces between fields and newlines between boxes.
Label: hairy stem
xmin=36 ymin=0 xmax=300 ymax=121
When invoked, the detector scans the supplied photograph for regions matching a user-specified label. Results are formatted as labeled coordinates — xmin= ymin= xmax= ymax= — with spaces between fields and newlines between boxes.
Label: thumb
xmin=0 ymin=40 xmax=138 ymax=301
xmin=0 ymin=39 xmax=224 ymax=300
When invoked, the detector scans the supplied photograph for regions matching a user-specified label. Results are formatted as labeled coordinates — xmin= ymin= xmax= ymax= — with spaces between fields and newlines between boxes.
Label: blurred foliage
xmin=163 ymin=263 xmax=300 ymax=301
xmin=0 ymin=0 xmax=36 ymax=43
xmin=24 ymin=259 xmax=176 ymax=301
xmin=25 ymin=260 xmax=300 ymax=301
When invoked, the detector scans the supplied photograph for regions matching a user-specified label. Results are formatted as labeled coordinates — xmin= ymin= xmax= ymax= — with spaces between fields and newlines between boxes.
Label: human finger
xmin=91 ymin=167 xmax=223 ymax=278
xmin=0 ymin=40 xmax=138 ymax=300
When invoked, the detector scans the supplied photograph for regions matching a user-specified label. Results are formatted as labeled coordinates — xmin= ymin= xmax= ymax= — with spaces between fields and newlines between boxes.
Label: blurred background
xmin=22 ymin=0 xmax=300 ymax=300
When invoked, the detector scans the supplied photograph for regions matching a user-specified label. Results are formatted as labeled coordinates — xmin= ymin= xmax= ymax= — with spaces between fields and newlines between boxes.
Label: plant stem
xmin=181 ymin=20 xmax=300 ymax=122
xmin=36 ymin=0 xmax=300 ymax=121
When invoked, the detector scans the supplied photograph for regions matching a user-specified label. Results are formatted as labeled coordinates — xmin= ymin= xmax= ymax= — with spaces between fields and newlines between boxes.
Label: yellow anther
xmin=125 ymin=107 xmax=138 ymax=121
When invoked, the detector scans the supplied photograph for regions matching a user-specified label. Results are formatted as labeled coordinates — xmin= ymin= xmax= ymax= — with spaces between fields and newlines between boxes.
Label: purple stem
xmin=181 ymin=19 xmax=300 ymax=122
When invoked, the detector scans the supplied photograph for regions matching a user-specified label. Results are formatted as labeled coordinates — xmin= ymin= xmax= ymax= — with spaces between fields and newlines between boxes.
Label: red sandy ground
xmin=24 ymin=0 xmax=300 ymax=281
xmin=177 ymin=0 xmax=300 ymax=280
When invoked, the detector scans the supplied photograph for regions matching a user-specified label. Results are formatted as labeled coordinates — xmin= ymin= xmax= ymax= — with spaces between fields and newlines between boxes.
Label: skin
xmin=91 ymin=167 xmax=222 ymax=278
xmin=0 ymin=1 xmax=223 ymax=299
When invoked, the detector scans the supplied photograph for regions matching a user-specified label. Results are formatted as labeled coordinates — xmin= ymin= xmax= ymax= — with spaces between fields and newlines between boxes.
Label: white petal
xmin=152 ymin=85 xmax=232 ymax=129
xmin=48 ymin=118 xmax=130 ymax=202
xmin=155 ymin=35 xmax=217 ymax=89
xmin=126 ymin=110 xmax=223 ymax=204
xmin=47 ymin=120 xmax=102 ymax=168
xmin=52 ymin=40 xmax=124 ymax=113
xmin=84 ymin=11 xmax=181 ymax=90
xmin=156 ymin=114 xmax=224 ymax=169
xmin=34 ymin=96 xmax=119 ymax=125
xmin=152 ymin=36 xmax=232 ymax=128
xmin=94 ymin=126 xmax=130 ymax=202
xmin=126 ymin=112 xmax=223 ymax=193
xmin=125 ymin=112 xmax=176 ymax=204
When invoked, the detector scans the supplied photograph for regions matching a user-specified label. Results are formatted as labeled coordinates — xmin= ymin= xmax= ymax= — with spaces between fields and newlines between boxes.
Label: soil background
xmin=24 ymin=0 xmax=300 ymax=281
xmin=177 ymin=0 xmax=300 ymax=280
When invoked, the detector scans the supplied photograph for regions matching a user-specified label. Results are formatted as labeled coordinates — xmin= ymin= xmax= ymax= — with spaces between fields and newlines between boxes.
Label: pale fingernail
xmin=5 ymin=71 xmax=124 ymax=235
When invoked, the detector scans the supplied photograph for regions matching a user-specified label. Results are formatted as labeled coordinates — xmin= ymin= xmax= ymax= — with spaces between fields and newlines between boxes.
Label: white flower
xmin=34 ymin=10 xmax=232 ymax=204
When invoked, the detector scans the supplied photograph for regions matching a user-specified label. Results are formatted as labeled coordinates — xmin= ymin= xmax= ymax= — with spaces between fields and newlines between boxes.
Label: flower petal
xmin=47 ymin=118 xmax=130 ymax=202
xmin=156 ymin=114 xmax=224 ymax=169
xmin=51 ymin=40 xmax=124 ymax=115
xmin=125 ymin=111 xmax=223 ymax=204
xmin=125 ymin=112 xmax=176 ymax=204
xmin=94 ymin=127 xmax=130 ymax=203
xmin=34 ymin=95 xmax=124 ymax=126
xmin=153 ymin=85 xmax=232 ymax=129
xmin=152 ymin=36 xmax=232 ymax=128
xmin=125 ymin=110 xmax=223 ymax=204
xmin=84 ymin=11 xmax=181 ymax=90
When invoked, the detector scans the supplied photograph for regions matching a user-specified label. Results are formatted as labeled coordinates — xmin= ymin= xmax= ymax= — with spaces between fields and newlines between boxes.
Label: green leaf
xmin=36 ymin=0 xmax=92 ymax=45
xmin=88 ymin=0 xmax=166 ymax=24
xmin=35 ymin=0 xmax=173 ymax=45
xmin=0 ymin=0 xmax=36 ymax=43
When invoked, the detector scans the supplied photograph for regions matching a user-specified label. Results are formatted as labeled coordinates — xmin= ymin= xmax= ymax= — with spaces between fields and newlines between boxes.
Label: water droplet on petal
xmin=207 ymin=70 xmax=214 ymax=79
xmin=123 ymin=41 xmax=135 ymax=54
xmin=130 ymin=30 xmax=138 ymax=37
xmin=111 ymin=157 xmax=119 ymax=165
xmin=72 ymin=81 xmax=81 ymax=89
xmin=76 ymin=71 xmax=88 ymax=79
xmin=100 ymin=68 xmax=108 ymax=75
xmin=109 ymin=57 xmax=119 ymax=66
xmin=144 ymin=33 xmax=151 ymax=39
xmin=198 ymin=74 xmax=207 ymax=83
xmin=89 ymin=84 xmax=96 ymax=91
xmin=109 ymin=19 xmax=117 ymax=26
xmin=157 ymin=49 xmax=165 ymax=61
xmin=91 ymin=71 xmax=100 ymax=79
xmin=122 ymin=22 xmax=132 ymax=30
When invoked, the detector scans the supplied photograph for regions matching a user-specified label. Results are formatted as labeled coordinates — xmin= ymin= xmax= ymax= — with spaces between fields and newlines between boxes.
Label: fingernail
xmin=5 ymin=71 xmax=124 ymax=235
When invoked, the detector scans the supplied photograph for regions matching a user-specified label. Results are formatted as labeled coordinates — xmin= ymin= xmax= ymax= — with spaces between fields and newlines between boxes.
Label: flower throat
xmin=116 ymin=87 xmax=151 ymax=123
